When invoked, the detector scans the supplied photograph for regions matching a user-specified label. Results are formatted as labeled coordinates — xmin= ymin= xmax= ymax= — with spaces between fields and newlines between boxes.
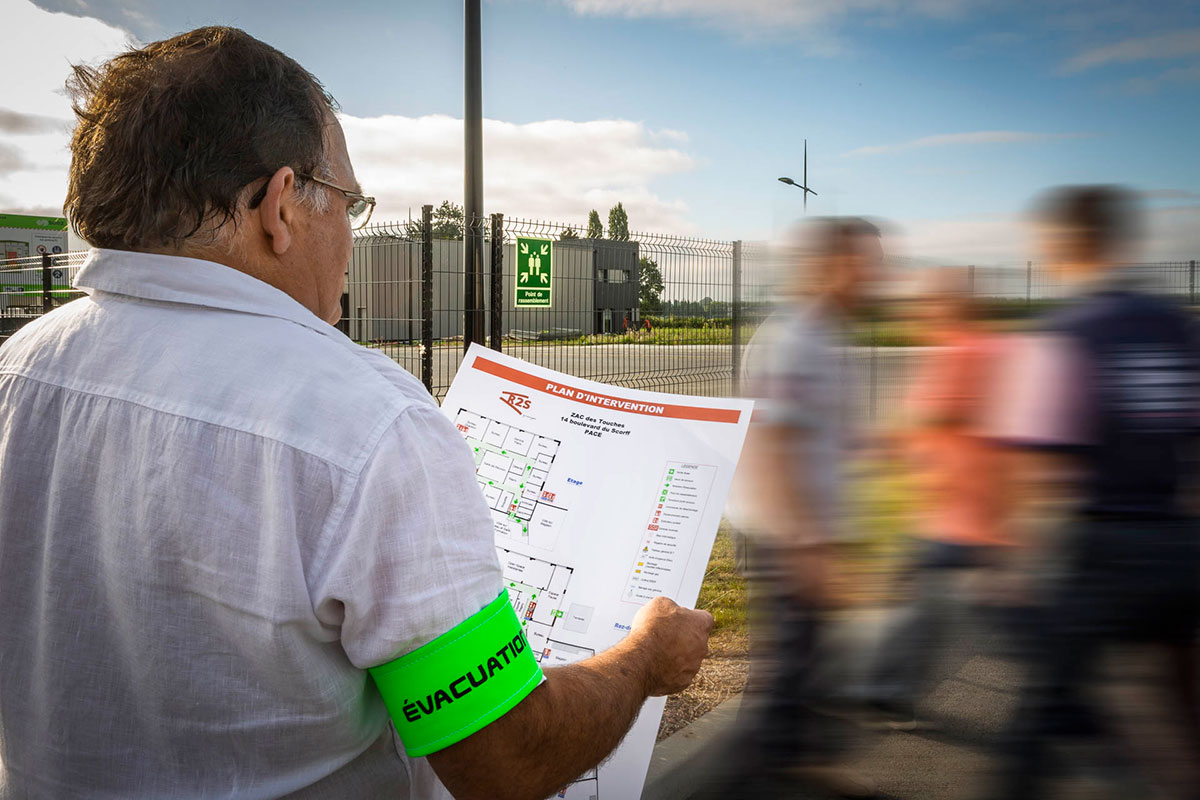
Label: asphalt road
xmin=378 ymin=343 xmax=927 ymax=419
xmin=649 ymin=608 xmax=1197 ymax=800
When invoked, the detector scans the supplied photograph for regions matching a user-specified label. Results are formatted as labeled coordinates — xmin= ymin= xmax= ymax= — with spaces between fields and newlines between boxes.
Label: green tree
xmin=558 ymin=226 xmax=580 ymax=241
xmin=639 ymin=256 xmax=663 ymax=315
xmin=586 ymin=209 xmax=603 ymax=239
xmin=404 ymin=200 xmax=465 ymax=239
xmin=608 ymin=202 xmax=629 ymax=241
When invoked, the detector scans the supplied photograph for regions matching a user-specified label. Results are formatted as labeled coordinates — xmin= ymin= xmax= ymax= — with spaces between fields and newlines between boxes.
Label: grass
xmin=566 ymin=327 xmax=734 ymax=346
xmin=694 ymin=522 xmax=748 ymax=656
xmin=692 ymin=456 xmax=918 ymax=656
xmin=663 ymin=458 xmax=919 ymax=739
xmin=354 ymin=318 xmax=1031 ymax=351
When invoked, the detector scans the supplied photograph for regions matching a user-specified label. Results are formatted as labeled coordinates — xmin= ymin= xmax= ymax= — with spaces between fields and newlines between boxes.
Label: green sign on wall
xmin=0 ymin=214 xmax=67 ymax=231
xmin=515 ymin=236 xmax=552 ymax=308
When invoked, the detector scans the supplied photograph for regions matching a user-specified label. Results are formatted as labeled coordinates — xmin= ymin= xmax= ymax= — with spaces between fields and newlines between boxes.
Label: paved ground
xmin=645 ymin=609 xmax=1198 ymax=800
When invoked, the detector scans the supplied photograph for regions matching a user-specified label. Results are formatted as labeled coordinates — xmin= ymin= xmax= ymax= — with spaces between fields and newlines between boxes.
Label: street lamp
xmin=778 ymin=139 xmax=817 ymax=213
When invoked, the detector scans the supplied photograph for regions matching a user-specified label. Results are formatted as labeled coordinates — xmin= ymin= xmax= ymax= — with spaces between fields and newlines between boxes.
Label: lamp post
xmin=464 ymin=0 xmax=485 ymax=351
xmin=777 ymin=139 xmax=817 ymax=213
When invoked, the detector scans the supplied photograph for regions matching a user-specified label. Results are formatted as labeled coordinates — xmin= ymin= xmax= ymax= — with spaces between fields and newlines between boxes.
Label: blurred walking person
xmin=719 ymin=217 xmax=885 ymax=798
xmin=859 ymin=268 xmax=1013 ymax=730
xmin=988 ymin=185 xmax=1200 ymax=799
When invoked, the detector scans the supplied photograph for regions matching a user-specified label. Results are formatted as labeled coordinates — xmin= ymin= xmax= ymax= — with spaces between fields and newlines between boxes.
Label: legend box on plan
xmin=623 ymin=461 xmax=717 ymax=603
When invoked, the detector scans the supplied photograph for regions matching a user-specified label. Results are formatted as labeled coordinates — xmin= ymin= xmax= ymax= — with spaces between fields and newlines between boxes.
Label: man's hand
xmin=627 ymin=597 xmax=714 ymax=696
xmin=428 ymin=596 xmax=713 ymax=799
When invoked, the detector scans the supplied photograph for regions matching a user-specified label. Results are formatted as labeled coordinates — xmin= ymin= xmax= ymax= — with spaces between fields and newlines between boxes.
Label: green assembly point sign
xmin=515 ymin=236 xmax=552 ymax=308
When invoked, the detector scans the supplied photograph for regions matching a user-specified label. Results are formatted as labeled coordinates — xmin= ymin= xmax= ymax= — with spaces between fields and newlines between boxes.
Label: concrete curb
xmin=641 ymin=694 xmax=743 ymax=800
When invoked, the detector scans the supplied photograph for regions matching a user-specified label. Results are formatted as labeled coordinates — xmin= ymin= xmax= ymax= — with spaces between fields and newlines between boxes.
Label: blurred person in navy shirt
xmin=988 ymin=185 xmax=1200 ymax=799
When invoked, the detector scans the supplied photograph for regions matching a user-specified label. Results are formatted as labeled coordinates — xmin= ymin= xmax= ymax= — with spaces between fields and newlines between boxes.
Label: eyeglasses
xmin=247 ymin=172 xmax=376 ymax=230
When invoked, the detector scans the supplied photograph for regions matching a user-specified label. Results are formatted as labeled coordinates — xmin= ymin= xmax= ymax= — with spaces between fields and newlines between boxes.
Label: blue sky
xmin=4 ymin=0 xmax=1200 ymax=261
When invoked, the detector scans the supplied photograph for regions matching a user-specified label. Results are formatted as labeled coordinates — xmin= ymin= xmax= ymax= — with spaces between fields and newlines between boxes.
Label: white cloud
xmin=843 ymin=130 xmax=1090 ymax=157
xmin=894 ymin=214 xmax=1029 ymax=264
xmin=895 ymin=205 xmax=1200 ymax=266
xmin=340 ymin=113 xmax=698 ymax=233
xmin=1143 ymin=204 xmax=1200 ymax=262
xmin=0 ymin=0 xmax=698 ymax=236
xmin=561 ymin=0 xmax=971 ymax=46
xmin=1063 ymin=28 xmax=1200 ymax=73
xmin=1116 ymin=61 xmax=1200 ymax=94
xmin=0 ymin=0 xmax=133 ymax=215
xmin=0 ymin=108 xmax=68 ymax=136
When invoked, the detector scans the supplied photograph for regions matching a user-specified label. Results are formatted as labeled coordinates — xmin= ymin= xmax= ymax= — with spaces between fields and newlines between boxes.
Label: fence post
xmin=421 ymin=204 xmax=433 ymax=394
xmin=337 ymin=278 xmax=349 ymax=335
xmin=1191 ymin=260 xmax=1196 ymax=306
xmin=464 ymin=214 xmax=486 ymax=352
xmin=1026 ymin=260 xmax=1032 ymax=308
xmin=731 ymin=240 xmax=742 ymax=395
xmin=869 ymin=318 xmax=878 ymax=423
xmin=490 ymin=214 xmax=503 ymax=352
xmin=41 ymin=253 xmax=52 ymax=316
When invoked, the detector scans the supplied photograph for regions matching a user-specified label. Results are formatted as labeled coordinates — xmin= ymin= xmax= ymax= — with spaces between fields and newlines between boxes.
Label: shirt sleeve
xmin=983 ymin=333 xmax=1093 ymax=448
xmin=313 ymin=405 xmax=505 ymax=669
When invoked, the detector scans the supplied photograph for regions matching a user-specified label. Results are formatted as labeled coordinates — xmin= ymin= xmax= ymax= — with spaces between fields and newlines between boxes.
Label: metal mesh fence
xmin=6 ymin=235 xmax=1200 ymax=424
xmin=0 ymin=252 xmax=89 ymax=346
xmin=960 ymin=260 xmax=1200 ymax=303
xmin=344 ymin=213 xmax=772 ymax=401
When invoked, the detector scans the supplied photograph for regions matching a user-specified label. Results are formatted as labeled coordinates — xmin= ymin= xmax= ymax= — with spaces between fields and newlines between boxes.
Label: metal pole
xmin=490 ymin=213 xmax=503 ymax=352
xmin=1026 ymin=260 xmax=1032 ymax=308
xmin=463 ymin=0 xmax=485 ymax=352
xmin=1190 ymin=260 xmax=1196 ymax=306
xmin=731 ymin=240 xmax=742 ymax=394
xmin=869 ymin=317 xmax=877 ymax=422
xmin=41 ymin=253 xmax=52 ymax=316
xmin=802 ymin=140 xmax=808 ymax=214
xmin=421 ymin=204 xmax=434 ymax=394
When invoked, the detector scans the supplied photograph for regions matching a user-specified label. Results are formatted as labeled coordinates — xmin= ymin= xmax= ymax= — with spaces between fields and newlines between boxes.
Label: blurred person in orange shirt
xmin=859 ymin=268 xmax=1013 ymax=729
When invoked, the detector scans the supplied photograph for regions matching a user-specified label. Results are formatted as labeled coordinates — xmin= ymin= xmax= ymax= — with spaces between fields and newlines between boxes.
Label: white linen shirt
xmin=0 ymin=249 xmax=503 ymax=798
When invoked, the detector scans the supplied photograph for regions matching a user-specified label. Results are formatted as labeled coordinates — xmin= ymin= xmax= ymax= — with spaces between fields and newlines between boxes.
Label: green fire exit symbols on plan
xmin=515 ymin=236 xmax=552 ymax=308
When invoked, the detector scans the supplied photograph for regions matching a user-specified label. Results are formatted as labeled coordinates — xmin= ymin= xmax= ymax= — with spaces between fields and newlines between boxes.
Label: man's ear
xmin=258 ymin=166 xmax=298 ymax=256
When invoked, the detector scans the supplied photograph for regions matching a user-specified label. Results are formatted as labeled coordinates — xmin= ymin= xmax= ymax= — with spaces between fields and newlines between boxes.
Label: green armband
xmin=369 ymin=590 xmax=544 ymax=757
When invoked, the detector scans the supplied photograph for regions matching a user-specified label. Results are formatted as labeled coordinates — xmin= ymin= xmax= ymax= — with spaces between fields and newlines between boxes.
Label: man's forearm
xmin=428 ymin=640 xmax=650 ymax=800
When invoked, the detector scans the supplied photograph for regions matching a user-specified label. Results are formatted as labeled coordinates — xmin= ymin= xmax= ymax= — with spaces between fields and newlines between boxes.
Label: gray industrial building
xmin=345 ymin=235 xmax=640 ymax=342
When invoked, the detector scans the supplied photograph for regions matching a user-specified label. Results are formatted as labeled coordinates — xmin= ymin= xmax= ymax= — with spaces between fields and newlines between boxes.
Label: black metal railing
xmin=8 ymin=229 xmax=1200 ymax=423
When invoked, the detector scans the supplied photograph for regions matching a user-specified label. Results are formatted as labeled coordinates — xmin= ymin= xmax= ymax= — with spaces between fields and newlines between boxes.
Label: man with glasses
xmin=0 ymin=27 xmax=712 ymax=799
xmin=248 ymin=172 xmax=376 ymax=232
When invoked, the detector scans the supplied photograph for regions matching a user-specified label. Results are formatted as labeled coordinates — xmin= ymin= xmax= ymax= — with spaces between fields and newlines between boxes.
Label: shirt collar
xmin=73 ymin=248 xmax=333 ymax=335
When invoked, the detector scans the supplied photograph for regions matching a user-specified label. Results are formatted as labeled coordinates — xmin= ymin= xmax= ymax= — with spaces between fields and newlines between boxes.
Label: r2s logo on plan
xmin=500 ymin=391 xmax=532 ymax=415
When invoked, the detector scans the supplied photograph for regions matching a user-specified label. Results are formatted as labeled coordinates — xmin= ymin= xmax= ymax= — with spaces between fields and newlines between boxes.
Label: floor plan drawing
xmin=454 ymin=409 xmax=569 ymax=550
xmin=496 ymin=547 xmax=595 ymax=667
